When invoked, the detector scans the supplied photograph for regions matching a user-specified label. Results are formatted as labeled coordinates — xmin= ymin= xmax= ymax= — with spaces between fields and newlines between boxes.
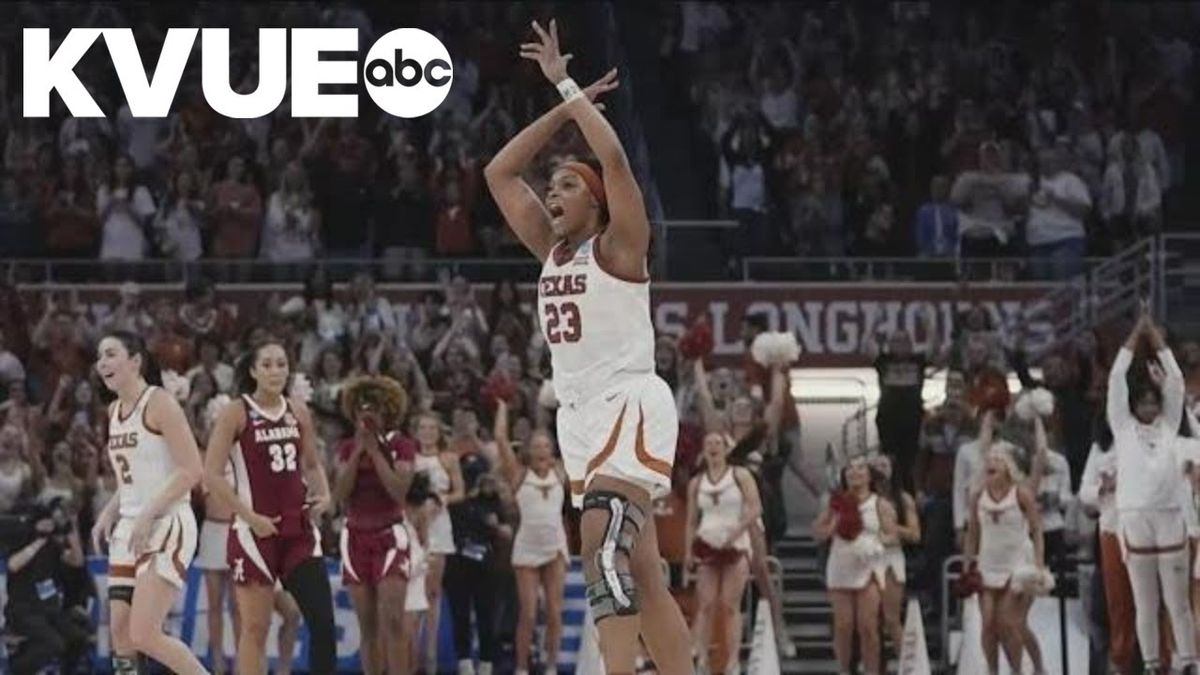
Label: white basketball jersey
xmin=537 ymin=236 xmax=654 ymax=404
xmin=107 ymin=386 xmax=185 ymax=519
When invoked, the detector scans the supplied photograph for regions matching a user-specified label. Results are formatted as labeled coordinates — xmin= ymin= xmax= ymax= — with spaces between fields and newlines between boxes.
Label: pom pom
xmin=678 ymin=317 xmax=714 ymax=360
xmin=480 ymin=370 xmax=519 ymax=412
xmin=850 ymin=536 xmax=885 ymax=563
xmin=969 ymin=368 xmax=1011 ymax=416
xmin=750 ymin=331 xmax=801 ymax=368
xmin=279 ymin=296 xmax=306 ymax=317
xmin=1011 ymin=565 xmax=1056 ymax=595
xmin=1015 ymin=387 xmax=1056 ymax=421
xmin=955 ymin=560 xmax=984 ymax=598
xmin=537 ymin=380 xmax=558 ymax=410
xmin=830 ymin=490 xmax=864 ymax=540
xmin=290 ymin=372 xmax=314 ymax=405
xmin=161 ymin=370 xmax=190 ymax=402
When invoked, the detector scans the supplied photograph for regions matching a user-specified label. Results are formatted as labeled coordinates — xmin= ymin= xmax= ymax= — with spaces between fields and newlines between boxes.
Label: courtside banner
xmin=23 ymin=283 xmax=1056 ymax=368
xmin=0 ymin=556 xmax=590 ymax=673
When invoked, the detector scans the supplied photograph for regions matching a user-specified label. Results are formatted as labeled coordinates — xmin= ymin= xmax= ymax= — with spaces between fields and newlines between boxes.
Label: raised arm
xmin=1108 ymin=315 xmax=1145 ymax=430
xmin=484 ymin=62 xmax=618 ymax=261
xmin=493 ymin=399 xmax=523 ymax=487
xmin=1146 ymin=317 xmax=1185 ymax=433
xmin=522 ymin=20 xmax=647 ymax=269
xmin=763 ymin=365 xmax=788 ymax=439
xmin=693 ymin=359 xmax=725 ymax=434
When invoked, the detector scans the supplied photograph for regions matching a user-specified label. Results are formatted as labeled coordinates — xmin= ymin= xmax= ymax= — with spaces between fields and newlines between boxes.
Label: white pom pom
xmin=751 ymin=331 xmax=801 ymax=367
xmin=850 ymin=536 xmax=885 ymax=563
xmin=161 ymin=370 xmax=190 ymax=402
xmin=205 ymin=394 xmax=232 ymax=427
xmin=1012 ymin=564 xmax=1055 ymax=595
xmin=537 ymin=380 xmax=559 ymax=410
xmin=290 ymin=373 xmax=314 ymax=404
xmin=279 ymin=296 xmax=307 ymax=317
xmin=1031 ymin=388 xmax=1056 ymax=417
xmin=1014 ymin=391 xmax=1037 ymax=421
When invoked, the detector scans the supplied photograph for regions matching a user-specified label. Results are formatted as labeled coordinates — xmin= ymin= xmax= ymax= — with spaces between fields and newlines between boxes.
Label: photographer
xmin=2 ymin=497 xmax=90 ymax=674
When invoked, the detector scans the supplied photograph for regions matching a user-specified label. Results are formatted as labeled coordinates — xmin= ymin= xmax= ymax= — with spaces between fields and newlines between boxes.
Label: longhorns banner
xmin=26 ymin=283 xmax=1054 ymax=369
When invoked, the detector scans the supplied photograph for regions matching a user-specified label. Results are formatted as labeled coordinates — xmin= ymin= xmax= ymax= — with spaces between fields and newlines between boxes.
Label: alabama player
xmin=485 ymin=18 xmax=690 ymax=674
xmin=332 ymin=376 xmax=415 ymax=675
xmin=204 ymin=339 xmax=336 ymax=675
xmin=91 ymin=331 xmax=208 ymax=675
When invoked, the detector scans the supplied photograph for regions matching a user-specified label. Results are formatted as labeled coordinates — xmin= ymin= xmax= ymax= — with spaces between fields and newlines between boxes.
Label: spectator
xmin=207 ymin=155 xmax=263 ymax=258
xmin=719 ymin=110 xmax=773 ymax=272
xmin=153 ymin=169 xmax=206 ymax=263
xmin=434 ymin=179 xmax=475 ymax=255
xmin=1026 ymin=143 xmax=1092 ymax=280
xmin=260 ymin=161 xmax=321 ymax=264
xmin=177 ymin=277 xmax=234 ymax=345
xmin=185 ymin=336 xmax=235 ymax=395
xmin=913 ymin=175 xmax=959 ymax=260
xmin=950 ymin=142 xmax=1028 ymax=274
xmin=0 ymin=424 xmax=37 ymax=513
xmin=0 ymin=172 xmax=39 ymax=257
xmin=100 ymin=282 xmax=153 ymax=336
xmin=487 ymin=280 xmax=531 ymax=357
xmin=1100 ymin=132 xmax=1162 ymax=248
xmin=346 ymin=273 xmax=400 ymax=348
xmin=96 ymin=154 xmax=156 ymax=261
xmin=41 ymin=156 xmax=98 ymax=259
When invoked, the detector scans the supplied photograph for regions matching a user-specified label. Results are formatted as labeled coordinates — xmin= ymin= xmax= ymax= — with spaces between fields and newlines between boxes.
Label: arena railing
xmin=740 ymin=256 xmax=1115 ymax=283
xmin=1161 ymin=233 xmax=1200 ymax=334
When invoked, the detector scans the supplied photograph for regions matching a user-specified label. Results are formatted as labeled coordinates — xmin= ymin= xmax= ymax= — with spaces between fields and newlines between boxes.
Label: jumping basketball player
xmin=92 ymin=331 xmax=208 ymax=675
xmin=203 ymin=339 xmax=337 ymax=675
xmin=485 ymin=18 xmax=691 ymax=674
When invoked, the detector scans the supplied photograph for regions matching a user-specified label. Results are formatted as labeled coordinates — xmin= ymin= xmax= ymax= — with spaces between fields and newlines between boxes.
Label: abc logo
xmin=363 ymin=28 xmax=453 ymax=119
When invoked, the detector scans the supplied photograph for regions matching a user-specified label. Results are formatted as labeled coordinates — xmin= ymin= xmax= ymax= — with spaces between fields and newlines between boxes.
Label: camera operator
xmin=3 ymin=496 xmax=90 ymax=674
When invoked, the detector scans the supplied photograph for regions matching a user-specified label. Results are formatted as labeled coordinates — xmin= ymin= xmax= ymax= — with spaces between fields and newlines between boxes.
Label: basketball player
xmin=333 ymin=376 xmax=415 ymax=675
xmin=485 ymin=18 xmax=691 ymax=674
xmin=494 ymin=399 xmax=569 ymax=675
xmin=685 ymin=432 xmax=761 ymax=674
xmin=203 ymin=339 xmax=337 ymax=675
xmin=1109 ymin=307 xmax=1200 ymax=673
xmin=91 ymin=331 xmax=208 ymax=675
xmin=195 ymin=450 xmax=303 ymax=675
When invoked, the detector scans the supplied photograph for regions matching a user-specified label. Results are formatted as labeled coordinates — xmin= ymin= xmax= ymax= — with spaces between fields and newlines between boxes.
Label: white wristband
xmin=556 ymin=77 xmax=583 ymax=102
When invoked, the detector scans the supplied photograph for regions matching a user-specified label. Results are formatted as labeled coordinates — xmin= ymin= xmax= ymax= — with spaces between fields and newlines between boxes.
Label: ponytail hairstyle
xmin=234 ymin=336 xmax=290 ymax=395
xmin=99 ymin=331 xmax=163 ymax=403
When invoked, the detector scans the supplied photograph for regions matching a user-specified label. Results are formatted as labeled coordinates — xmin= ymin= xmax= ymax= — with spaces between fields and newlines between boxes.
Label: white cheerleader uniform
xmin=977 ymin=487 xmax=1035 ymax=589
xmin=414 ymin=452 xmax=456 ymax=555
xmin=511 ymin=468 xmax=569 ymax=568
xmin=825 ymin=495 xmax=884 ymax=590
xmin=405 ymin=520 xmax=429 ymax=612
xmin=695 ymin=468 xmax=752 ymax=557
xmin=106 ymin=386 xmax=198 ymax=592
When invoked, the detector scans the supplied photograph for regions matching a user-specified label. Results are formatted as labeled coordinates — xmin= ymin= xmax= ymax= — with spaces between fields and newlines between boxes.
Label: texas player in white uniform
xmin=484 ymin=19 xmax=691 ymax=675
xmin=91 ymin=331 xmax=208 ymax=675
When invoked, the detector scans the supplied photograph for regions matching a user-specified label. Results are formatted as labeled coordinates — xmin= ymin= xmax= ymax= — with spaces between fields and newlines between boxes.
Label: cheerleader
xmin=412 ymin=412 xmax=465 ymax=673
xmin=813 ymin=456 xmax=898 ymax=675
xmin=685 ymin=432 xmax=762 ymax=674
xmin=869 ymin=455 xmax=921 ymax=658
xmin=964 ymin=411 xmax=1048 ymax=675
xmin=1109 ymin=308 xmax=1200 ymax=672
xmin=493 ymin=400 xmax=569 ymax=675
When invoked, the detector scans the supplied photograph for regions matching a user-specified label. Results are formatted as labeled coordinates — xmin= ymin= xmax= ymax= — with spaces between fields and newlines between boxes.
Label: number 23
xmin=544 ymin=302 xmax=582 ymax=343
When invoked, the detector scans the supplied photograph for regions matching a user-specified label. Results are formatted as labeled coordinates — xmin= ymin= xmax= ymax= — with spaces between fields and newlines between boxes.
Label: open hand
xmin=521 ymin=19 xmax=572 ymax=85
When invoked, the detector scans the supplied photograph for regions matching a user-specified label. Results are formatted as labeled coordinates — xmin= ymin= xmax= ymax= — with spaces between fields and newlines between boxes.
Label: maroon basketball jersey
xmin=338 ymin=432 xmax=416 ymax=531
xmin=230 ymin=395 xmax=309 ymax=536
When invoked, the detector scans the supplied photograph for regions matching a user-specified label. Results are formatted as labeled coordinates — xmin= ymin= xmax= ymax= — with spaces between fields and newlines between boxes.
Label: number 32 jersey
xmin=230 ymin=395 xmax=309 ymax=536
xmin=537 ymin=236 xmax=655 ymax=405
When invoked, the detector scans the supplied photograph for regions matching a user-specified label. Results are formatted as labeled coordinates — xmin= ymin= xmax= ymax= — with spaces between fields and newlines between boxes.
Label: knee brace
xmin=582 ymin=490 xmax=646 ymax=622
xmin=112 ymin=655 xmax=139 ymax=674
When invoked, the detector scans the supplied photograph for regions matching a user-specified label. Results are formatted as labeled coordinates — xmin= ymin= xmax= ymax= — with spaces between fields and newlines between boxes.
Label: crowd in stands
xmin=663 ymin=1 xmax=1195 ymax=278
xmin=0 ymin=2 xmax=1194 ymax=282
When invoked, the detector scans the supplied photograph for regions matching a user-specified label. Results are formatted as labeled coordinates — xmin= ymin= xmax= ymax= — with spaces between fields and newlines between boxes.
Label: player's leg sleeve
xmin=283 ymin=557 xmax=338 ymax=674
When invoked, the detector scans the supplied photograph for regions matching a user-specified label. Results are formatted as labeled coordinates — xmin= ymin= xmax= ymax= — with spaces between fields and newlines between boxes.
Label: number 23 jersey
xmin=537 ymin=236 xmax=655 ymax=405
xmin=230 ymin=395 xmax=309 ymax=536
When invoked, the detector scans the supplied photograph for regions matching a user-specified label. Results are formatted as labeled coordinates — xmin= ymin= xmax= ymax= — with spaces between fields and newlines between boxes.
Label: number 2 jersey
xmin=106 ymin=385 xmax=189 ymax=519
xmin=537 ymin=235 xmax=655 ymax=406
xmin=229 ymin=395 xmax=309 ymax=537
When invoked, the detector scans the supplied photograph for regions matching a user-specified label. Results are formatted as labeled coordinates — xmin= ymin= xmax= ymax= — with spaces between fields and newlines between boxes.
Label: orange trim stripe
xmin=570 ymin=404 xmax=628 ymax=495
xmin=633 ymin=405 xmax=672 ymax=479
xmin=109 ymin=564 xmax=137 ymax=578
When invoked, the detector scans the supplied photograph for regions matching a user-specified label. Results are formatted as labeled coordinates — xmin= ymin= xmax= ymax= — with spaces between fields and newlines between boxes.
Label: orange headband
xmin=561 ymin=161 xmax=606 ymax=206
